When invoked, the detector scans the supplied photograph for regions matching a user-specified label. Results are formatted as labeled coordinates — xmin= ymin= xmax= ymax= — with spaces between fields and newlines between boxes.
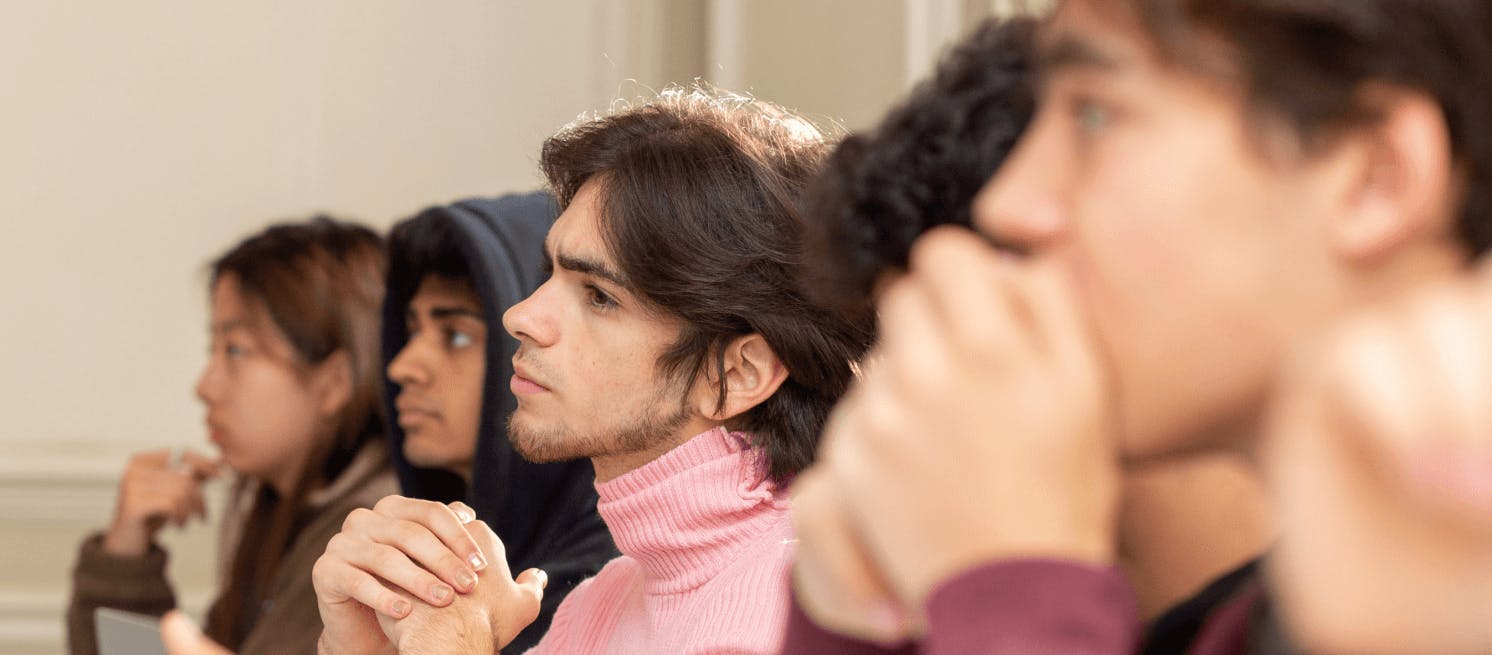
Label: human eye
xmin=225 ymin=342 xmax=248 ymax=359
xmin=446 ymin=328 xmax=474 ymax=349
xmin=1069 ymin=94 xmax=1117 ymax=136
xmin=584 ymin=283 xmax=618 ymax=310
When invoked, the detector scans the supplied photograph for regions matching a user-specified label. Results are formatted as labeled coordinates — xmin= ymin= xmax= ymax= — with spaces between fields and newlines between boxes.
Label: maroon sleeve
xmin=778 ymin=592 xmax=918 ymax=655
xmin=922 ymin=559 xmax=1139 ymax=655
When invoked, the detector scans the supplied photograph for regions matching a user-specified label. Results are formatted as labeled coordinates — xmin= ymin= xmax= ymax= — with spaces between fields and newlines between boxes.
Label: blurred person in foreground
xmin=786 ymin=15 xmax=1270 ymax=654
xmin=791 ymin=0 xmax=1492 ymax=652
xmin=1264 ymin=258 xmax=1492 ymax=655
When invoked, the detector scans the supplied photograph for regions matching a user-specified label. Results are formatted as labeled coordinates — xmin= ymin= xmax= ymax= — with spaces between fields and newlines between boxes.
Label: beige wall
xmin=0 ymin=2 xmax=1016 ymax=652
xmin=733 ymin=0 xmax=908 ymax=132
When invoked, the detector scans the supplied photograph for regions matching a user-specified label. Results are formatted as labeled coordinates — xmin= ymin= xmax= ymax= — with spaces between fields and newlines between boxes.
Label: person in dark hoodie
xmin=790 ymin=0 xmax=1492 ymax=653
xmin=370 ymin=192 xmax=616 ymax=653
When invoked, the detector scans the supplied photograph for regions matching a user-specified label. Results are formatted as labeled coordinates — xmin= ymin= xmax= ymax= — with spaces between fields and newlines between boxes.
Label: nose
xmin=194 ymin=355 xmax=221 ymax=406
xmin=386 ymin=336 xmax=431 ymax=387
xmin=971 ymin=113 xmax=1071 ymax=252
xmin=502 ymin=281 xmax=558 ymax=348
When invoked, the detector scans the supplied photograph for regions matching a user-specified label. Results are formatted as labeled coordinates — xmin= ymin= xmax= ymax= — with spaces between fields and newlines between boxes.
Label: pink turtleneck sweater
xmin=525 ymin=427 xmax=796 ymax=655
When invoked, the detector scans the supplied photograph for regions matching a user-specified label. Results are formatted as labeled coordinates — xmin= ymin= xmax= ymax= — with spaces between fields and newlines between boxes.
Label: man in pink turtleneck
xmin=305 ymin=88 xmax=872 ymax=655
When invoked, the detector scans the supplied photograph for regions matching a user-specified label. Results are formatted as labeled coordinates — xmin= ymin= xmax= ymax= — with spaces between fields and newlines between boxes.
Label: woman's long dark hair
xmin=202 ymin=216 xmax=386 ymax=649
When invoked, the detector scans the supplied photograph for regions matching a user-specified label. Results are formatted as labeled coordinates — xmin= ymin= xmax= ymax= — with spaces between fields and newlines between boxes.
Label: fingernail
xmin=468 ymin=553 xmax=487 ymax=571
xmin=432 ymin=585 xmax=452 ymax=603
xmin=535 ymin=569 xmax=548 ymax=589
xmin=391 ymin=599 xmax=411 ymax=618
xmin=456 ymin=570 xmax=477 ymax=591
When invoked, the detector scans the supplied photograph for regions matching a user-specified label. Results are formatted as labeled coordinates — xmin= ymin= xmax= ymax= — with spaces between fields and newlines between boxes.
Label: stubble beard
xmin=507 ymin=389 xmax=692 ymax=464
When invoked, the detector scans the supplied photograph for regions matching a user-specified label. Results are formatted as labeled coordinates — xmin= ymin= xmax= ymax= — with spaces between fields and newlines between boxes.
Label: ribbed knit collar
xmin=594 ymin=426 xmax=789 ymax=595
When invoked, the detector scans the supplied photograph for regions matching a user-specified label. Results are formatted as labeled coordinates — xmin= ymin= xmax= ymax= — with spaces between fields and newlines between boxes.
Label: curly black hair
xmin=802 ymin=17 xmax=1035 ymax=323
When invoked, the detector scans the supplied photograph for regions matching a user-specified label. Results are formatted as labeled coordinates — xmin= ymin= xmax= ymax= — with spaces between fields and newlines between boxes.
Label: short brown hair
xmin=1106 ymin=0 xmax=1492 ymax=256
xmin=540 ymin=87 xmax=874 ymax=481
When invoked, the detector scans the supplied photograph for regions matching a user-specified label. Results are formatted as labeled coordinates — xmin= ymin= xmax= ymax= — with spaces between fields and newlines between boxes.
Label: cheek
xmin=454 ymin=351 xmax=486 ymax=446
xmin=1072 ymin=155 xmax=1289 ymax=451
xmin=221 ymin=367 xmax=320 ymax=472
xmin=567 ymin=325 xmax=671 ymax=414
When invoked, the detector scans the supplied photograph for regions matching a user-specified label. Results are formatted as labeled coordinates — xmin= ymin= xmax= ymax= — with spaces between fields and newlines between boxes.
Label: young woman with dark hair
xmin=67 ymin=216 xmax=398 ymax=655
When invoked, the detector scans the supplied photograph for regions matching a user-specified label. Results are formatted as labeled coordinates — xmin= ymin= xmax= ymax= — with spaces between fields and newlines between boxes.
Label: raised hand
xmin=791 ymin=466 xmax=918 ymax=645
xmin=103 ymin=449 xmax=221 ymax=557
xmin=807 ymin=227 xmax=1121 ymax=611
xmin=1266 ymin=264 xmax=1492 ymax=655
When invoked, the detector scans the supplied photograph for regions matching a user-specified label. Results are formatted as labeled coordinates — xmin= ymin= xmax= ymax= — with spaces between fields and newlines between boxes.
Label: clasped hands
xmin=311 ymin=496 xmax=547 ymax=655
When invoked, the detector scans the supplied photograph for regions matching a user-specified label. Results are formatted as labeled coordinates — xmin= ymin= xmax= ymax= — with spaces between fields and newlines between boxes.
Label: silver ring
xmin=167 ymin=447 xmax=186 ymax=472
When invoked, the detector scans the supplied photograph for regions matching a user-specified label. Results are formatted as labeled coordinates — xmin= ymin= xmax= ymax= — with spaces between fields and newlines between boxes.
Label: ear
xmin=695 ymin=334 xmax=790 ymax=422
xmin=311 ymin=350 xmax=354 ymax=418
xmin=1328 ymin=85 xmax=1457 ymax=263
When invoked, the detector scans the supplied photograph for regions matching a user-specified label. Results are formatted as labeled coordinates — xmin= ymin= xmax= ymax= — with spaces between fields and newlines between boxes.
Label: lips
xmin=395 ymin=397 xmax=442 ymax=426
xmin=511 ymin=363 xmax=551 ymax=392
xmin=204 ymin=417 xmax=227 ymax=445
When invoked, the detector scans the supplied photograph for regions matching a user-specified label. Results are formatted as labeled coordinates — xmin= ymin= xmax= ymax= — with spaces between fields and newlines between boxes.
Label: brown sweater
xmin=67 ymin=440 xmax=398 ymax=655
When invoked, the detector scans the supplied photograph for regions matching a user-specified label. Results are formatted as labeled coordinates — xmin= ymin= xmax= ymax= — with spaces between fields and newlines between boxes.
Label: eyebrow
xmin=543 ymin=238 xmax=629 ymax=288
xmin=407 ymin=305 xmax=484 ymax=322
xmin=1036 ymin=33 xmax=1126 ymax=77
xmin=211 ymin=319 xmax=245 ymax=334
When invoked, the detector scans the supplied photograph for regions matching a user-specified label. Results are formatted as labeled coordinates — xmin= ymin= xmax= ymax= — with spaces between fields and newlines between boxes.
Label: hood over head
xmin=380 ymin=191 xmax=616 ymax=651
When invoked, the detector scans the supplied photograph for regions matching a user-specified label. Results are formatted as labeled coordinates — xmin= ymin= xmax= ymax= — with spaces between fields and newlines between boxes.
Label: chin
xmin=402 ymin=436 xmax=454 ymax=469
xmin=216 ymin=449 xmax=248 ymax=476
xmin=508 ymin=419 xmax=584 ymax=464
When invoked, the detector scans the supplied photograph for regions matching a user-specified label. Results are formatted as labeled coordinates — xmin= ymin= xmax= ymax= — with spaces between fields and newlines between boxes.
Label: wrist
xmin=907 ymin=525 xmax=1116 ymax=608
xmin=102 ymin=522 xmax=150 ymax=558
xmin=395 ymin=603 xmax=497 ymax=655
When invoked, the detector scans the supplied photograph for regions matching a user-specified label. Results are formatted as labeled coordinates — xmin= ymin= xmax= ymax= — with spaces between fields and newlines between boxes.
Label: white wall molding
xmin=0 ymin=442 xmax=225 ymax=654
xmin=0 ymin=445 xmax=127 ymax=525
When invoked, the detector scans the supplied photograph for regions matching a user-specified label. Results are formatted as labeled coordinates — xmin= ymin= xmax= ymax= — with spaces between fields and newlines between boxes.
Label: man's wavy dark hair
xmin=540 ymin=87 xmax=875 ymax=482
xmin=802 ymin=17 xmax=1036 ymax=325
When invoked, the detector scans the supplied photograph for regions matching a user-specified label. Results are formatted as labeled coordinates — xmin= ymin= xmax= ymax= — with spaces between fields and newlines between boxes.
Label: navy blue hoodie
xmin=381 ymin=192 xmax=617 ymax=652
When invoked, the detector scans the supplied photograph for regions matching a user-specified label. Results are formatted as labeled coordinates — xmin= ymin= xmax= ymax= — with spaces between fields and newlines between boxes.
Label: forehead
xmin=210 ymin=274 xmax=259 ymax=324
xmin=410 ymin=275 xmax=481 ymax=309
xmin=547 ymin=181 xmax=615 ymax=264
xmin=1042 ymin=0 xmax=1244 ymax=87
xmin=1042 ymin=0 xmax=1153 ymax=69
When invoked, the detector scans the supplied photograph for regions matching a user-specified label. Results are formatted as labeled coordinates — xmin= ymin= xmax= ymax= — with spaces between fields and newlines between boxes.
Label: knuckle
xmin=354 ymin=575 xmax=389 ymax=606
xmin=372 ymin=545 xmax=407 ymax=572
xmin=390 ymin=520 xmax=425 ymax=546
xmin=343 ymin=507 xmax=375 ymax=531
xmin=325 ymin=532 xmax=353 ymax=557
xmin=437 ymin=553 xmax=467 ymax=577
xmin=469 ymin=520 xmax=505 ymax=558
xmin=311 ymin=555 xmax=335 ymax=587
